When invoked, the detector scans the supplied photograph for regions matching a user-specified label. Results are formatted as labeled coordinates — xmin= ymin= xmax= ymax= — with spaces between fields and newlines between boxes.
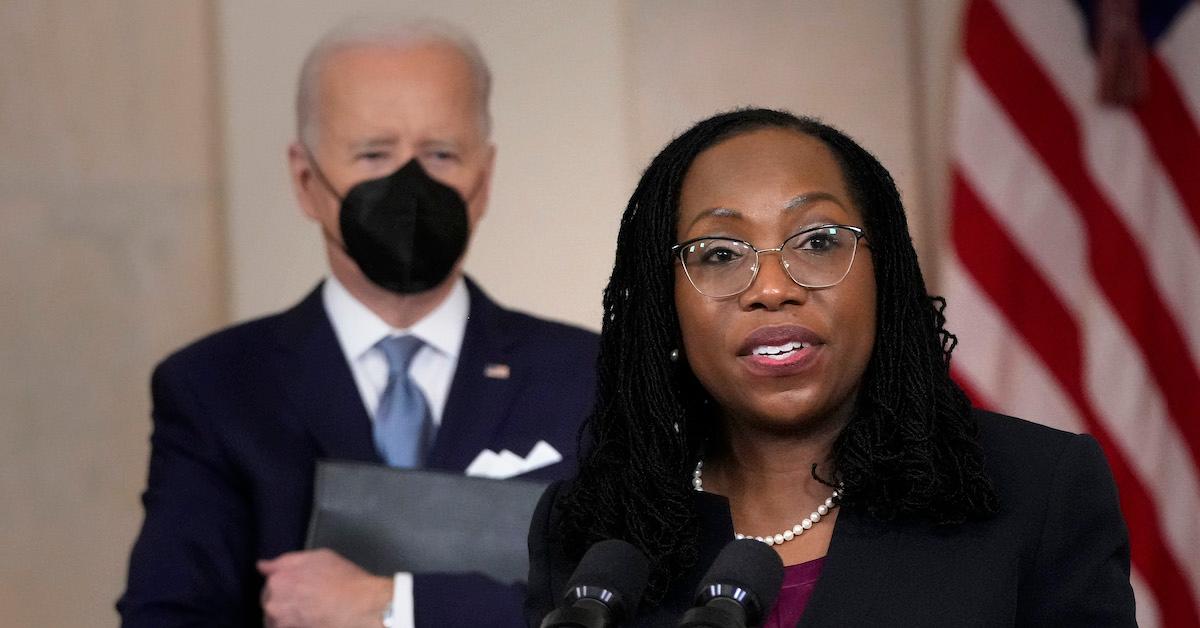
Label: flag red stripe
xmin=1135 ymin=56 xmax=1200 ymax=240
xmin=951 ymin=172 xmax=1200 ymax=623
xmin=950 ymin=180 xmax=1082 ymax=391
xmin=965 ymin=0 xmax=1200 ymax=470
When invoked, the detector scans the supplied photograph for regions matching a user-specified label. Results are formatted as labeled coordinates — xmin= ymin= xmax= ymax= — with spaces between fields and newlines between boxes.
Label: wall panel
xmin=0 ymin=2 xmax=226 ymax=625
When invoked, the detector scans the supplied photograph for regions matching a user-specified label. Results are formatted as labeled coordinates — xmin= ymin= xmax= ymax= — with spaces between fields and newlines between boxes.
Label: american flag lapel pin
xmin=484 ymin=363 xmax=510 ymax=379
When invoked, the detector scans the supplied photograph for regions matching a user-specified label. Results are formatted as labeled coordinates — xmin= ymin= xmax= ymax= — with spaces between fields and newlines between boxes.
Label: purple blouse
xmin=762 ymin=557 xmax=826 ymax=628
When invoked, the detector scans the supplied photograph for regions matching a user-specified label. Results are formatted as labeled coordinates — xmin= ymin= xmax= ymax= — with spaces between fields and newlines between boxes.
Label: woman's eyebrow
xmin=783 ymin=191 xmax=843 ymax=210
xmin=685 ymin=206 xmax=741 ymax=230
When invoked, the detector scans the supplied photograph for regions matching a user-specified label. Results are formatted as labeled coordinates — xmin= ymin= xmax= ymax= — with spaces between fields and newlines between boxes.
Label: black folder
xmin=305 ymin=460 xmax=548 ymax=584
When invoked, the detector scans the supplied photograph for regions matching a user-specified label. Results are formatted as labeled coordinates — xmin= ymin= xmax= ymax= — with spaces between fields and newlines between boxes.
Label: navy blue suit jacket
xmin=119 ymin=278 xmax=598 ymax=627
xmin=528 ymin=411 xmax=1136 ymax=627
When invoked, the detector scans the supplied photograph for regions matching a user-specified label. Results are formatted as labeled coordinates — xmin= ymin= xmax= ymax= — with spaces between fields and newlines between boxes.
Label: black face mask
xmin=312 ymin=157 xmax=470 ymax=294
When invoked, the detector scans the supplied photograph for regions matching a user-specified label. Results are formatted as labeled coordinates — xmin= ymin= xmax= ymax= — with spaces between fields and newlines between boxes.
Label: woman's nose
xmin=739 ymin=251 xmax=808 ymax=310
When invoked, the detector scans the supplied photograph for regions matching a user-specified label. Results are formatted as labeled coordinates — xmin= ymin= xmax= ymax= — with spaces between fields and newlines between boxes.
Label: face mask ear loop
xmin=301 ymin=144 xmax=353 ymax=252
xmin=301 ymin=144 xmax=346 ymax=203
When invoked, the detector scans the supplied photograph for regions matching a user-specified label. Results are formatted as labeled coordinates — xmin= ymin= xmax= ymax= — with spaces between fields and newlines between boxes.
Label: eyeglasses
xmin=671 ymin=224 xmax=866 ymax=298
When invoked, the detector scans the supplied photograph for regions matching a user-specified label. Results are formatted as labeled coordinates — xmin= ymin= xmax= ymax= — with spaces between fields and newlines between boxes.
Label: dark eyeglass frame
xmin=670 ymin=224 xmax=867 ymax=298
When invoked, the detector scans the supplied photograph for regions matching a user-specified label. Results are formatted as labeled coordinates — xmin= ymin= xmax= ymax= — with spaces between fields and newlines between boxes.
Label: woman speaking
xmin=527 ymin=109 xmax=1135 ymax=626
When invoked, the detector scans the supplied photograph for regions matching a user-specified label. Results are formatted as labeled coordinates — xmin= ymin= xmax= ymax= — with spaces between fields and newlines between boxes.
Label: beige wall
xmin=2 ymin=2 xmax=967 ymax=624
xmin=0 ymin=1 xmax=226 ymax=626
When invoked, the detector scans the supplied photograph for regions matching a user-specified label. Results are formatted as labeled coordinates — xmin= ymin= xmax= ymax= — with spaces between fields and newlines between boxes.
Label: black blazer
xmin=527 ymin=410 xmax=1136 ymax=627
xmin=119 ymin=278 xmax=599 ymax=627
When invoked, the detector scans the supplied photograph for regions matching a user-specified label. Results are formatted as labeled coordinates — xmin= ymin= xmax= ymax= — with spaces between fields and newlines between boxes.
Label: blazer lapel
xmin=425 ymin=279 xmax=521 ymax=472
xmin=798 ymin=507 xmax=898 ymax=626
xmin=273 ymin=283 xmax=380 ymax=463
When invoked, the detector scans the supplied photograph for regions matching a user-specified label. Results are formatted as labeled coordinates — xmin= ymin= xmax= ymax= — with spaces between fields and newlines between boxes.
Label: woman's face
xmin=674 ymin=128 xmax=876 ymax=433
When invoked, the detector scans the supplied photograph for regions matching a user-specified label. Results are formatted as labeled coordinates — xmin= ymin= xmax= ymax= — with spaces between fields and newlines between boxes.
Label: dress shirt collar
xmin=322 ymin=274 xmax=469 ymax=362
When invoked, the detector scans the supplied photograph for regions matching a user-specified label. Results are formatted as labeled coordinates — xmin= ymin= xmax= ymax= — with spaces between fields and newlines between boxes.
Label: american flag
xmin=941 ymin=0 xmax=1200 ymax=625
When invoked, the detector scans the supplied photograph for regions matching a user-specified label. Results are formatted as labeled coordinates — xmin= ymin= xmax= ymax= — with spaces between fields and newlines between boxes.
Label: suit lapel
xmin=273 ymin=283 xmax=380 ymax=463
xmin=798 ymin=507 xmax=898 ymax=626
xmin=425 ymin=279 xmax=521 ymax=472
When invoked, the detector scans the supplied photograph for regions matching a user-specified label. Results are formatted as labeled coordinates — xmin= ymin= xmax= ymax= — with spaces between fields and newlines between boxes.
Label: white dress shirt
xmin=321 ymin=274 xmax=470 ymax=628
xmin=322 ymin=274 xmax=467 ymax=426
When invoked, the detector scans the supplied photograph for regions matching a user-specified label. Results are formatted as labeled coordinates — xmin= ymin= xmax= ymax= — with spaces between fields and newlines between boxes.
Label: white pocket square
xmin=464 ymin=440 xmax=562 ymax=479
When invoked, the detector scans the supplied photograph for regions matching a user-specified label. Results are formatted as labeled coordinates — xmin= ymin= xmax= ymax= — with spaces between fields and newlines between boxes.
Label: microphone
xmin=677 ymin=539 xmax=785 ymax=628
xmin=540 ymin=539 xmax=651 ymax=628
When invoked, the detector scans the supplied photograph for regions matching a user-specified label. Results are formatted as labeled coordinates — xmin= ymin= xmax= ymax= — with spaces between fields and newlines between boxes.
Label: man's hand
xmin=258 ymin=548 xmax=393 ymax=628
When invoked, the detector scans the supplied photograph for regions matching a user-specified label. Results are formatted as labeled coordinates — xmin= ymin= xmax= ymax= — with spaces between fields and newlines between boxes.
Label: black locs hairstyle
xmin=556 ymin=108 xmax=998 ymax=605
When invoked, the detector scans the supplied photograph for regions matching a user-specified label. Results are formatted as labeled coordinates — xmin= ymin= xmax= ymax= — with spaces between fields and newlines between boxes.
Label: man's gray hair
xmin=295 ymin=17 xmax=493 ymax=148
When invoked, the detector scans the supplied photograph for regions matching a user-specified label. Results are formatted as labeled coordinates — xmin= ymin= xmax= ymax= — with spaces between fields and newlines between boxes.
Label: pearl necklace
xmin=692 ymin=460 xmax=841 ymax=547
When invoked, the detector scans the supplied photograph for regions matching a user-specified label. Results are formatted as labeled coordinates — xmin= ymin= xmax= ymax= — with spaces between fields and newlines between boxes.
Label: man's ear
xmin=288 ymin=141 xmax=322 ymax=221
xmin=470 ymin=142 xmax=497 ymax=227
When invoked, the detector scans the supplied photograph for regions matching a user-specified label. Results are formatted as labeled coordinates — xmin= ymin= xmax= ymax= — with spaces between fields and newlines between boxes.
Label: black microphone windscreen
xmin=565 ymin=539 xmax=651 ymax=611
xmin=695 ymin=539 xmax=785 ymax=618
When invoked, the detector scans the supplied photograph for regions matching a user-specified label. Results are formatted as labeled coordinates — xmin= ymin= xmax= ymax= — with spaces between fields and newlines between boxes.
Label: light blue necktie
xmin=373 ymin=335 xmax=432 ymax=468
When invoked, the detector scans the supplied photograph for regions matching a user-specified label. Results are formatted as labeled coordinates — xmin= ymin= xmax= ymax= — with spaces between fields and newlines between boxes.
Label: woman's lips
xmin=738 ymin=325 xmax=825 ymax=377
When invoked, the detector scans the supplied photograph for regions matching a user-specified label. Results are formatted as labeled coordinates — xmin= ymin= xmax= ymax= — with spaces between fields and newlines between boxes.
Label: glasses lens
xmin=678 ymin=238 xmax=756 ymax=297
xmin=781 ymin=226 xmax=859 ymax=288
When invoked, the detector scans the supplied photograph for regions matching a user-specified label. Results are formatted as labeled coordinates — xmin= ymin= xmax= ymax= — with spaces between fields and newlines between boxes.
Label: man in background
xmin=118 ymin=18 xmax=598 ymax=627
